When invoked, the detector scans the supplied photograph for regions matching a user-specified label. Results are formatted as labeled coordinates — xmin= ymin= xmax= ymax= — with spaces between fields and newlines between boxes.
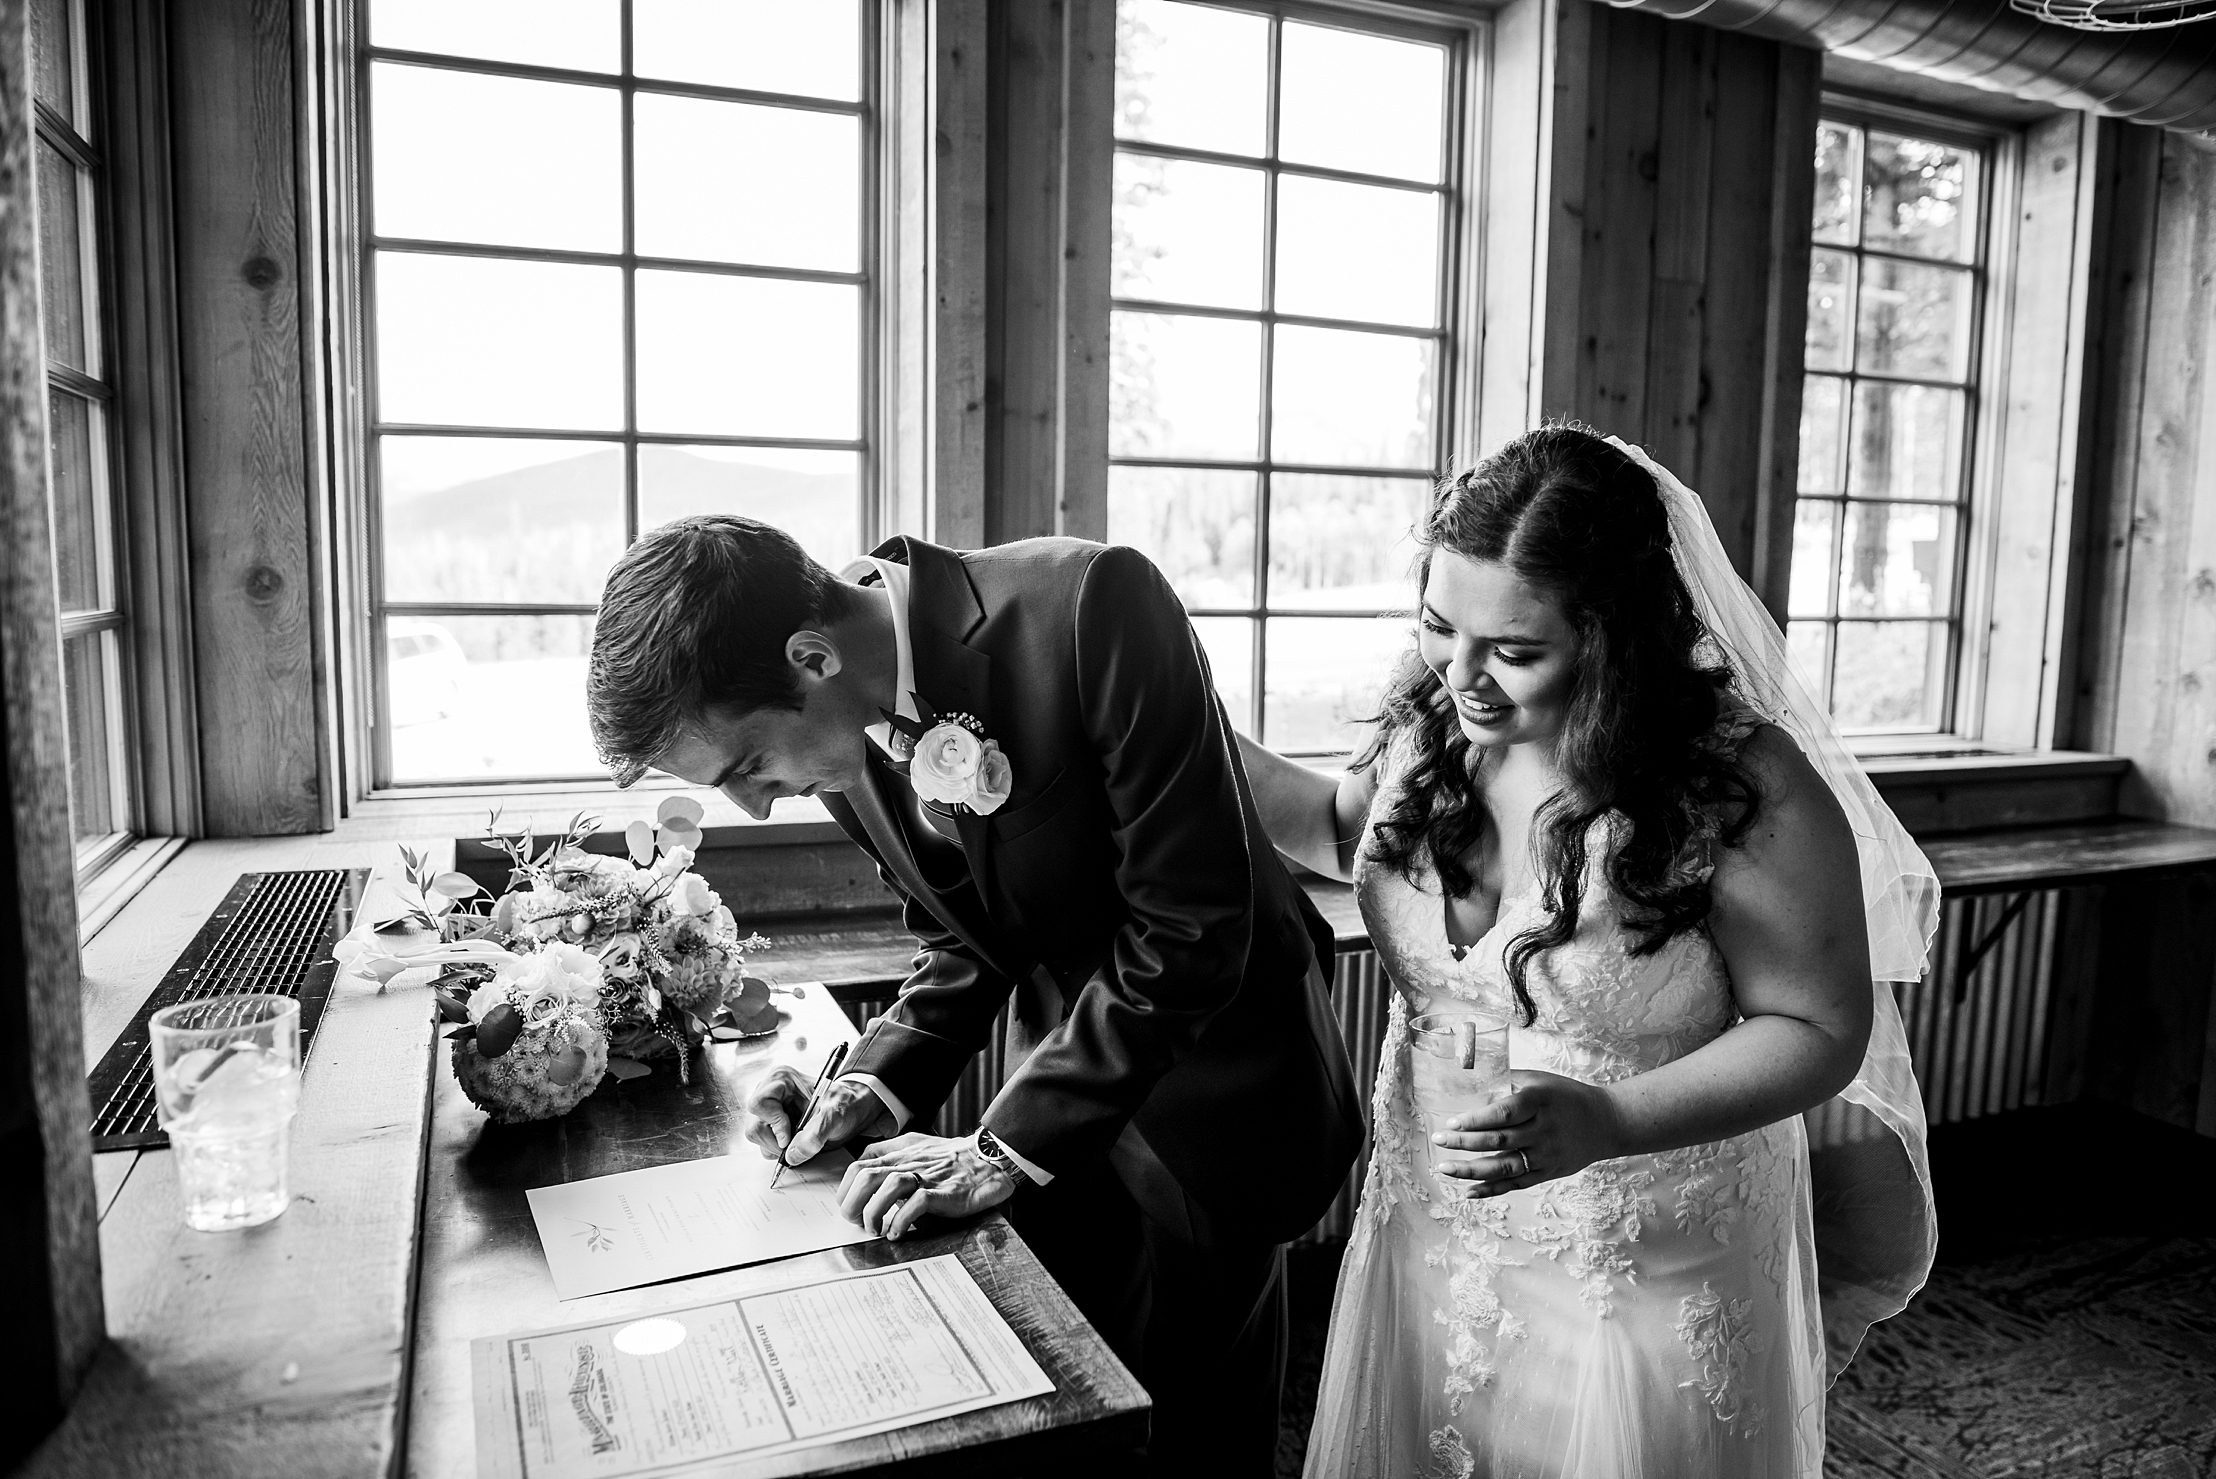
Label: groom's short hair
xmin=589 ymin=514 xmax=856 ymax=787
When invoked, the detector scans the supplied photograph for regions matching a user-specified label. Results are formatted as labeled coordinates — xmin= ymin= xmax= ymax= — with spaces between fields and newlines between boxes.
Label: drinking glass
xmin=150 ymin=994 xmax=302 ymax=1231
xmin=1408 ymin=1007 xmax=1510 ymax=1194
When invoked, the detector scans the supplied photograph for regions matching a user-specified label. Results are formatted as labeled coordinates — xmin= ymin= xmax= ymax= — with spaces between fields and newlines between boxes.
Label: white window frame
xmin=1106 ymin=0 xmax=1487 ymax=758
xmin=329 ymin=0 xmax=903 ymax=800
xmin=1797 ymin=92 xmax=2021 ymax=751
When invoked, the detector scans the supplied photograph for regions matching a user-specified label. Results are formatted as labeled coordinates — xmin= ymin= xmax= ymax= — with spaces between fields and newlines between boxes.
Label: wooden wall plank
xmin=1 ymin=0 xmax=105 ymax=1454
xmin=1693 ymin=29 xmax=1782 ymax=580
xmin=169 ymin=0 xmax=326 ymax=836
xmin=1535 ymin=0 xmax=1594 ymax=424
xmin=2072 ymin=123 xmax=2162 ymax=758
xmin=1058 ymin=0 xmax=1113 ymax=543
xmin=986 ymin=0 xmax=1061 ymax=546
xmin=2107 ymin=134 xmax=2216 ymax=822
xmin=1749 ymin=40 xmax=1818 ymax=615
xmin=1642 ymin=20 xmax=1715 ymax=478
xmin=933 ymin=0 xmax=991 ymax=548
xmin=1574 ymin=8 xmax=1662 ymax=437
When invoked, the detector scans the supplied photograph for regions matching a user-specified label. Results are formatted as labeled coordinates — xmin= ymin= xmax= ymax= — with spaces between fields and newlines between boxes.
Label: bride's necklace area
xmin=1443 ymin=744 xmax=1554 ymax=962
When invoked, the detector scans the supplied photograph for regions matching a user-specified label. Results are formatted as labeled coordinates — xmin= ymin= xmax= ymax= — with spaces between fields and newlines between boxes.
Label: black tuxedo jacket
xmin=821 ymin=536 xmax=1363 ymax=1245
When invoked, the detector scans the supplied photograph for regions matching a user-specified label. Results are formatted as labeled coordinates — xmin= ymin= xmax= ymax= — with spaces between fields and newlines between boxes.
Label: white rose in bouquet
xmin=668 ymin=874 xmax=722 ymax=918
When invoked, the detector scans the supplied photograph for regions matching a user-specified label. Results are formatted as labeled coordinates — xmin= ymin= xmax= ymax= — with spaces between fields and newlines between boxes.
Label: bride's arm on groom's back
xmin=1234 ymin=734 xmax=1376 ymax=883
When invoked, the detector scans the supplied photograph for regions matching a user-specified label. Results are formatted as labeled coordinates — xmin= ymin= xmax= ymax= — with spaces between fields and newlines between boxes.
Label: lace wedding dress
xmin=1304 ymin=711 xmax=1827 ymax=1479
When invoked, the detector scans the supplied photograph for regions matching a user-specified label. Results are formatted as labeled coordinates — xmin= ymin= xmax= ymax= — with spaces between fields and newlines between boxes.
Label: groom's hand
xmin=838 ymin=1133 xmax=1016 ymax=1241
xmin=744 ymin=1069 xmax=896 ymax=1163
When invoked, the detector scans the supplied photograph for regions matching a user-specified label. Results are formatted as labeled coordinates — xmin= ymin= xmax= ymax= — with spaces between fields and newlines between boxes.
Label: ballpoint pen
xmin=769 ymin=1040 xmax=849 ymax=1189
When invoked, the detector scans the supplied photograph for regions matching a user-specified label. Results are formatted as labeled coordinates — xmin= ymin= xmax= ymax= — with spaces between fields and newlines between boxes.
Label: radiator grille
xmin=840 ymin=889 xmax=2063 ymax=1235
xmin=86 ymin=869 xmax=367 ymax=1152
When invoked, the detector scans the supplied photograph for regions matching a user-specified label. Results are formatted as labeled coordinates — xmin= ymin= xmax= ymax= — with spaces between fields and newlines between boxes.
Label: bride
xmin=1241 ymin=424 xmax=1938 ymax=1477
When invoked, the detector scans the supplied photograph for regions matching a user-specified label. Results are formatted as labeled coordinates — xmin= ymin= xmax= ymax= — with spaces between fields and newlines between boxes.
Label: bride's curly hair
xmin=1357 ymin=423 xmax=1763 ymax=1024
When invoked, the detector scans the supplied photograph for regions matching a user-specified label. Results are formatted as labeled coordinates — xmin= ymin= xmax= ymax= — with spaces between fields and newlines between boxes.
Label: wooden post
xmin=169 ymin=0 xmax=332 ymax=835
xmin=0 ymin=0 xmax=106 ymax=1460
xmin=983 ymin=0 xmax=1111 ymax=547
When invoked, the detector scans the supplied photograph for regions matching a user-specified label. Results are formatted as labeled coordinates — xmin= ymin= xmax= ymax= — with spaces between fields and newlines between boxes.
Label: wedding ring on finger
xmin=1513 ymin=1149 xmax=1532 ymax=1178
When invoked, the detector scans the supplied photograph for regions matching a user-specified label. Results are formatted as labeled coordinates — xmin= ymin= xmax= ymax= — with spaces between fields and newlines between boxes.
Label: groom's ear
xmin=785 ymin=629 xmax=844 ymax=683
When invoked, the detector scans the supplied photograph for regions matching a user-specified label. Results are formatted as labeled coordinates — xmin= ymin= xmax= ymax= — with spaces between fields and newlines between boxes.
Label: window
xmin=31 ymin=0 xmax=136 ymax=876
xmin=1788 ymin=111 xmax=1991 ymax=735
xmin=1105 ymin=0 xmax=1475 ymax=755
xmin=356 ymin=0 xmax=879 ymax=786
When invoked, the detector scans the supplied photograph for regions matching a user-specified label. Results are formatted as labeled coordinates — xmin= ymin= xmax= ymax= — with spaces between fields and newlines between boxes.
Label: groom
xmin=588 ymin=516 xmax=1363 ymax=1476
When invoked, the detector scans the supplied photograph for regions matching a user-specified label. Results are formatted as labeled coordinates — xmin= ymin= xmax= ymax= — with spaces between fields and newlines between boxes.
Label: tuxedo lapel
xmin=882 ymin=539 xmax=999 ymax=901
xmin=845 ymin=748 xmax=1014 ymax=974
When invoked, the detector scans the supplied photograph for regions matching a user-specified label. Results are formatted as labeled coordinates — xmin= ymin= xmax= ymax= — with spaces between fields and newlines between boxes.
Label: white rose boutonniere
xmin=888 ymin=698 xmax=1011 ymax=815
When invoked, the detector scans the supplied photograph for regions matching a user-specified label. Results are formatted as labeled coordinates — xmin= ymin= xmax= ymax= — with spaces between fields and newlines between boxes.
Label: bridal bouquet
xmin=339 ymin=799 xmax=778 ymax=1123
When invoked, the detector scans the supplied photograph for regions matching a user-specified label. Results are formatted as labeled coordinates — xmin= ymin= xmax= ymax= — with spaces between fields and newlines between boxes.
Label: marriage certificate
xmin=526 ymin=1150 xmax=877 ymax=1300
xmin=470 ymin=1255 xmax=1056 ymax=1479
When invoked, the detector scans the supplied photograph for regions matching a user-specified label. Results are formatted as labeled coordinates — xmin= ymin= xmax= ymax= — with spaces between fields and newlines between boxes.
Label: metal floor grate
xmin=87 ymin=868 xmax=368 ymax=1152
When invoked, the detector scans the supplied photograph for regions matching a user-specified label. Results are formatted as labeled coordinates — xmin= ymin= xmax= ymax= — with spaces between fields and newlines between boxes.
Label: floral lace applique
xmin=1676 ymin=1281 xmax=1767 ymax=1437
xmin=1663 ymin=1138 xmax=1744 ymax=1245
xmin=1518 ymin=1159 xmax=1659 ymax=1316
xmin=1426 ymin=1423 xmax=1476 ymax=1479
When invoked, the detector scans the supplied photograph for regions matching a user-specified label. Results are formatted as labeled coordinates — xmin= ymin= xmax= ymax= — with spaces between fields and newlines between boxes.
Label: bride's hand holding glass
xmin=1431 ymin=1070 xmax=1629 ymax=1198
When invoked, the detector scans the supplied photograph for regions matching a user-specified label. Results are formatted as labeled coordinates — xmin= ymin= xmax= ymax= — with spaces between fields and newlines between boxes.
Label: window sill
xmin=76 ymin=834 xmax=187 ymax=945
xmin=1861 ymin=748 xmax=2128 ymax=835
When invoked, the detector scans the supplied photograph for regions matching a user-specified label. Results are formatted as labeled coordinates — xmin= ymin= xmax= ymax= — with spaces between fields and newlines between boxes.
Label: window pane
xmin=1812 ymin=121 xmax=1856 ymax=245
xmin=1840 ymin=501 xmax=1954 ymax=618
xmin=385 ymin=614 xmax=603 ymax=781
xmin=637 ymin=445 xmax=863 ymax=572
xmin=1110 ymin=311 xmax=1261 ymax=459
xmin=634 ymin=272 xmax=859 ymax=439
xmin=1832 ymin=620 xmax=1945 ymax=730
xmin=1786 ymin=620 xmax=1829 ymax=698
xmin=1270 ymin=326 xmax=1433 ymax=469
xmin=63 ymin=631 xmax=120 ymax=845
xmin=1112 ymin=154 xmax=1264 ymax=311
xmin=374 ymin=252 xmax=624 ymax=429
xmin=635 ymin=97 xmax=858 ymax=271
xmin=37 ymin=143 xmax=87 ymax=371
xmin=1787 ymin=498 xmax=1836 ymax=618
xmin=380 ymin=437 xmax=623 ymax=605
xmin=1278 ymin=23 xmax=1445 ymax=184
xmin=1268 ymin=475 xmax=1426 ymax=610
xmin=1805 ymin=248 xmax=1851 ymax=373
xmin=1274 ymin=177 xmax=1439 ymax=328
xmin=1855 ymin=258 xmax=1973 ymax=382
xmin=1847 ymin=382 xmax=1963 ymax=503
xmin=1799 ymin=375 xmax=1846 ymax=493
xmin=1106 ymin=465 xmax=1256 ymax=608
xmin=368 ymin=0 xmax=619 ymax=74
xmin=31 ymin=0 xmax=73 ymax=118
xmin=1264 ymin=615 xmax=1411 ymax=752
xmin=1114 ymin=0 xmax=1268 ymax=157
xmin=1191 ymin=615 xmax=1254 ymax=737
xmin=370 ymin=65 xmax=620 ymax=253
xmin=48 ymin=390 xmax=103 ymax=612
xmin=1862 ymin=132 xmax=1976 ymax=263
xmin=633 ymin=0 xmax=860 ymax=102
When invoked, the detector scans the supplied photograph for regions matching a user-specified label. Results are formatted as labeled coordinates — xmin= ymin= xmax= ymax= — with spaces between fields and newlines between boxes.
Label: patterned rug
xmin=1275 ymin=1105 xmax=2216 ymax=1479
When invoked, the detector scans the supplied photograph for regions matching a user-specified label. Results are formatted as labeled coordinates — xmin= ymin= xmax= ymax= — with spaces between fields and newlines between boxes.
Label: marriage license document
xmin=471 ymin=1254 xmax=1055 ymax=1478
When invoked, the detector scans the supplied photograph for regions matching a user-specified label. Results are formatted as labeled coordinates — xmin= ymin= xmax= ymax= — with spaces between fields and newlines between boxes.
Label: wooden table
xmin=405 ymin=982 xmax=1149 ymax=1477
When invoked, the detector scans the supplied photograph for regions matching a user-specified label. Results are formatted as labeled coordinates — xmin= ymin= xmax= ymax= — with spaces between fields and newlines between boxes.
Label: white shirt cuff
xmin=840 ymin=1072 xmax=911 ymax=1132
xmin=975 ymin=1128 xmax=1055 ymax=1186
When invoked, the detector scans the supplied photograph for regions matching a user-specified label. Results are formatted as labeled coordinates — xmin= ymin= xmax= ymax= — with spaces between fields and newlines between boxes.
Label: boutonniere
xmin=880 ymin=694 xmax=1013 ymax=816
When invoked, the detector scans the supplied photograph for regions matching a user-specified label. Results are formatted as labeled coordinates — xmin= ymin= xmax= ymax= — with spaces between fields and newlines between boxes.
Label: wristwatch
xmin=973 ymin=1126 xmax=1029 ymax=1187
